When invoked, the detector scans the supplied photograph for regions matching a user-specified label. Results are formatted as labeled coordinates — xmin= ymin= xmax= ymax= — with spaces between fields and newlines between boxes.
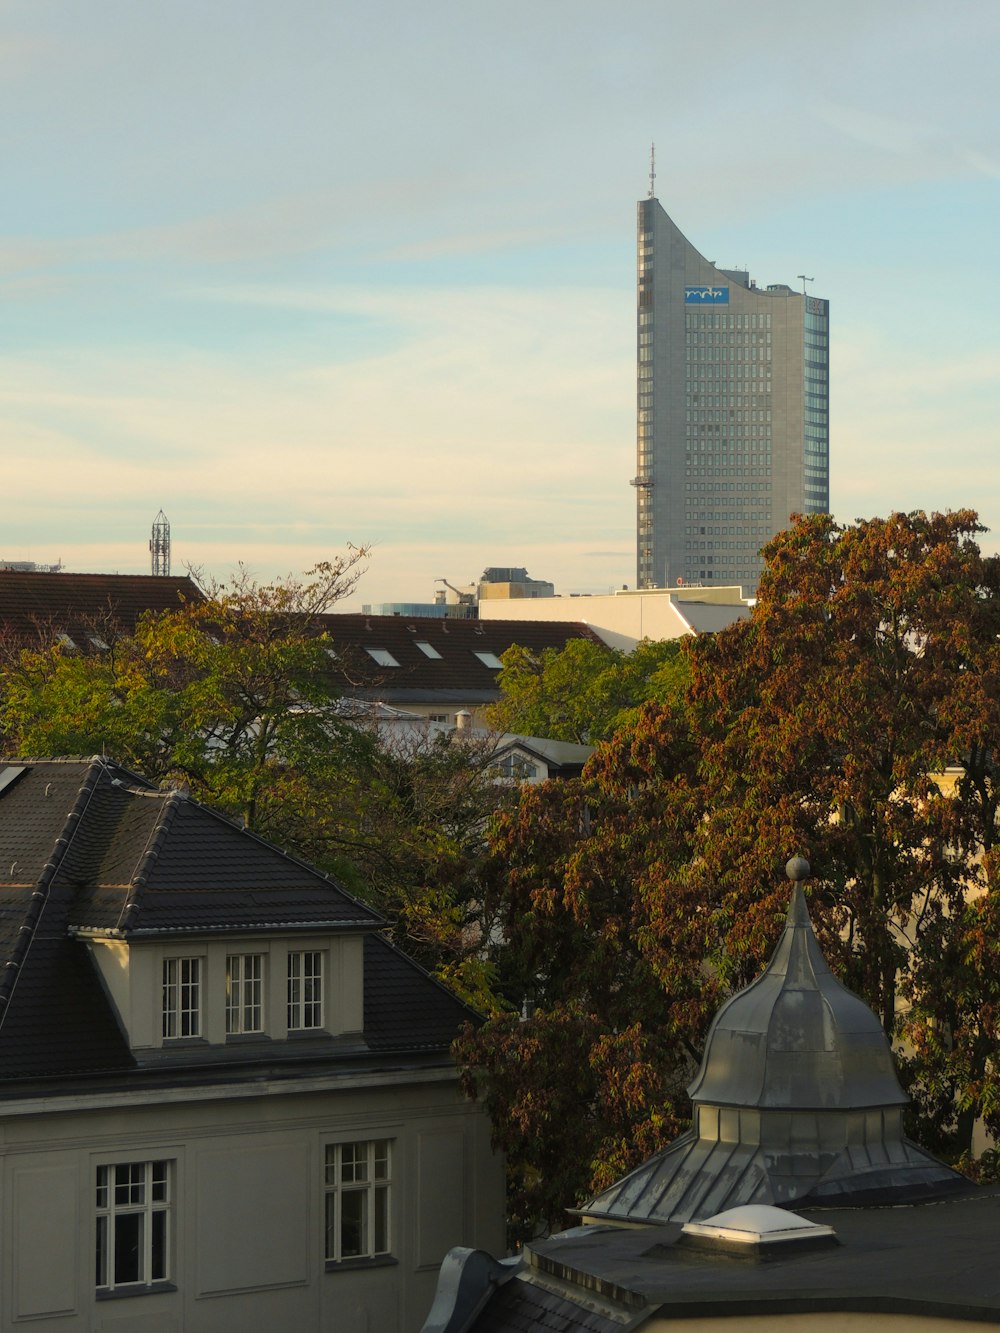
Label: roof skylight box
xmin=679 ymin=1205 xmax=837 ymax=1259
xmin=365 ymin=648 xmax=400 ymax=667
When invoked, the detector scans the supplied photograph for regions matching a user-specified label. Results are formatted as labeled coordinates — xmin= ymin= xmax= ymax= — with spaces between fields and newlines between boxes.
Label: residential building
xmin=0 ymin=575 xmax=604 ymax=728
xmin=338 ymin=701 xmax=594 ymax=783
xmin=480 ymin=733 xmax=593 ymax=784
xmin=317 ymin=614 xmax=605 ymax=725
xmin=0 ymin=757 xmax=503 ymax=1331
xmin=635 ymin=195 xmax=829 ymax=592
xmin=424 ymin=861 xmax=996 ymax=1332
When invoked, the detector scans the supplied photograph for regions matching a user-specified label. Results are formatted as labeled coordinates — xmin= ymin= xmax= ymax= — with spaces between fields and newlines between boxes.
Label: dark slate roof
xmin=508 ymin=1191 xmax=1000 ymax=1326
xmin=0 ymin=571 xmax=202 ymax=648
xmin=0 ymin=757 xmax=475 ymax=1085
xmin=316 ymin=614 xmax=604 ymax=703
xmin=422 ymin=1245 xmax=638 ymax=1333
xmin=364 ymin=934 xmax=479 ymax=1052
xmin=65 ymin=787 xmax=382 ymax=937
xmin=470 ymin=1275 xmax=633 ymax=1333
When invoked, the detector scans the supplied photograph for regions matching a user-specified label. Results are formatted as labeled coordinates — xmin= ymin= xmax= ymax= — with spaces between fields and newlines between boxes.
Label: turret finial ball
xmin=786 ymin=856 xmax=810 ymax=883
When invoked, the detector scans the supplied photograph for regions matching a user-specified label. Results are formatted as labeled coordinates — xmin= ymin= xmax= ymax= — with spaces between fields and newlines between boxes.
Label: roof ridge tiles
xmin=0 ymin=756 xmax=106 ymax=1024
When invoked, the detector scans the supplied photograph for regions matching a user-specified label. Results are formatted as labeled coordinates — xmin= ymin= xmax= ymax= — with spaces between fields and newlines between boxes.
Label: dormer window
xmin=162 ymin=957 xmax=201 ymax=1038
xmin=288 ymin=950 xmax=323 ymax=1030
xmin=226 ymin=953 xmax=264 ymax=1034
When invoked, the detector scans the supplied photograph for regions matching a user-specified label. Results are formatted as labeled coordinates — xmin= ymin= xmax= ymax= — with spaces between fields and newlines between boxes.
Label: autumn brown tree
xmin=457 ymin=701 xmax=710 ymax=1238
xmin=461 ymin=510 xmax=1000 ymax=1235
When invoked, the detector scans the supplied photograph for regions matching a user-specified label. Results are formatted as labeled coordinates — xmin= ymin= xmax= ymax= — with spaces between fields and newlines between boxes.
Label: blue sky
xmin=2 ymin=0 xmax=998 ymax=606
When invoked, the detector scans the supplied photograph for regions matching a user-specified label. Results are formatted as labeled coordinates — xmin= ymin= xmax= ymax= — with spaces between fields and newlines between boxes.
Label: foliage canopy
xmin=486 ymin=635 xmax=688 ymax=743
xmin=461 ymin=510 xmax=1000 ymax=1238
xmin=0 ymin=553 xmax=506 ymax=1006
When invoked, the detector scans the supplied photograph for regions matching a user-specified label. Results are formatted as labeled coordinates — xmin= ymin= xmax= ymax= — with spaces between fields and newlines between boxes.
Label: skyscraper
xmin=634 ymin=195 xmax=829 ymax=592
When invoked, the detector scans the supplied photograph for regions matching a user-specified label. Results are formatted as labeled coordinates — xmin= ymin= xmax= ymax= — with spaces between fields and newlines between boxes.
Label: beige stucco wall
xmin=0 ymin=1073 xmax=504 ymax=1332
xmin=89 ymin=933 xmax=367 ymax=1048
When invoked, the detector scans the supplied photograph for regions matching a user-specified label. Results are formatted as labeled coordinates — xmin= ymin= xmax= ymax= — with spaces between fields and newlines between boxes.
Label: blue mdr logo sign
xmin=684 ymin=285 xmax=730 ymax=305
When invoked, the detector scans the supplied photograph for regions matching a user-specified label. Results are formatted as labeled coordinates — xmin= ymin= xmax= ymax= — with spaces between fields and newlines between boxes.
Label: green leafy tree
xmin=0 ymin=557 xmax=372 ymax=833
xmin=486 ymin=636 xmax=688 ymax=743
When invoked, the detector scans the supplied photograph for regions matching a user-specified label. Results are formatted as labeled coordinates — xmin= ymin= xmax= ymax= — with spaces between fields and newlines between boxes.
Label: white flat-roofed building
xmin=477 ymin=585 xmax=750 ymax=653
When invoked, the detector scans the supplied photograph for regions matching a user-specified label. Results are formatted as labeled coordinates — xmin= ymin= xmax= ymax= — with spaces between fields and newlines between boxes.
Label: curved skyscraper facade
xmin=634 ymin=196 xmax=829 ymax=592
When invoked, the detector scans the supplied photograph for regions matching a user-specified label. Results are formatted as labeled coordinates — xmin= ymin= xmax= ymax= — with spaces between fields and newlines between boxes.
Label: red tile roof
xmin=0 ymin=571 xmax=203 ymax=649
xmin=317 ymin=613 xmax=604 ymax=703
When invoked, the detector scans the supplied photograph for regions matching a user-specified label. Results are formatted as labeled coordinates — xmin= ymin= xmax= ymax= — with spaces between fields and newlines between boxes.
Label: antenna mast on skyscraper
xmin=648 ymin=142 xmax=656 ymax=198
xmin=150 ymin=510 xmax=171 ymax=577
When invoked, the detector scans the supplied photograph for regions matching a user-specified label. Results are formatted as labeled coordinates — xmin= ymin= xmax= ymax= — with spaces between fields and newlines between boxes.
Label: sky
xmin=2 ymin=0 xmax=999 ymax=609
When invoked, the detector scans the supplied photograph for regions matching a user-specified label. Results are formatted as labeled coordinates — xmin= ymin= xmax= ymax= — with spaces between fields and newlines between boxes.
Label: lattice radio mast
xmin=150 ymin=510 xmax=171 ymax=576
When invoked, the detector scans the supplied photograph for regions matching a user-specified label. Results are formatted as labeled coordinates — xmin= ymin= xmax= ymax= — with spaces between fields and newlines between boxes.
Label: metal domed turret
xmin=581 ymin=858 xmax=969 ymax=1226
xmin=688 ymin=861 xmax=906 ymax=1111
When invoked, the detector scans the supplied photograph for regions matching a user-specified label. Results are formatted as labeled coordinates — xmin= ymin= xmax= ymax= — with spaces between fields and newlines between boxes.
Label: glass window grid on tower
xmin=681 ymin=310 xmax=773 ymax=585
xmin=803 ymin=301 xmax=830 ymax=512
xmin=636 ymin=211 xmax=655 ymax=586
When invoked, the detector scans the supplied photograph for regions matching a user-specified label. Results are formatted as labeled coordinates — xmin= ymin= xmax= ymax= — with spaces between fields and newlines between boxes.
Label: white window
xmin=496 ymin=753 xmax=539 ymax=781
xmin=226 ymin=953 xmax=264 ymax=1034
xmin=472 ymin=650 xmax=504 ymax=669
xmin=364 ymin=648 xmax=399 ymax=667
xmin=414 ymin=640 xmax=442 ymax=659
xmin=287 ymin=950 xmax=323 ymax=1029
xmin=162 ymin=958 xmax=200 ymax=1038
xmin=96 ymin=1160 xmax=171 ymax=1291
xmin=325 ymin=1140 xmax=391 ymax=1262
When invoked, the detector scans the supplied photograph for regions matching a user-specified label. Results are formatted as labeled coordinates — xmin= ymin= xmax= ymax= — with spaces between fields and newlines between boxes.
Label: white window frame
xmin=324 ymin=1140 xmax=392 ymax=1262
xmin=226 ymin=953 xmax=264 ymax=1034
xmin=96 ymin=1160 xmax=172 ymax=1292
xmin=162 ymin=957 xmax=201 ymax=1038
xmin=287 ymin=950 xmax=323 ymax=1030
